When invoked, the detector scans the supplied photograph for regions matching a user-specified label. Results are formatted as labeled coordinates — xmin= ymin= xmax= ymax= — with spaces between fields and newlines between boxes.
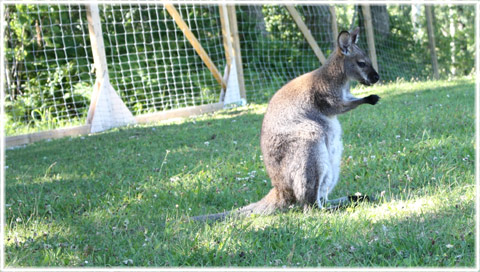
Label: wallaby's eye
xmin=357 ymin=61 xmax=366 ymax=68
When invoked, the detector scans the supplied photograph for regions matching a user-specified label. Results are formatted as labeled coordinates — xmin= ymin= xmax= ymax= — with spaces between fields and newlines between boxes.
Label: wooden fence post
xmin=85 ymin=4 xmax=135 ymax=133
xmin=218 ymin=4 xmax=244 ymax=105
xmin=219 ymin=6 xmax=232 ymax=68
xmin=227 ymin=5 xmax=246 ymax=101
xmin=285 ymin=5 xmax=327 ymax=65
xmin=425 ymin=5 xmax=440 ymax=80
xmin=85 ymin=3 xmax=108 ymax=124
xmin=329 ymin=5 xmax=338 ymax=47
xmin=361 ymin=4 xmax=379 ymax=73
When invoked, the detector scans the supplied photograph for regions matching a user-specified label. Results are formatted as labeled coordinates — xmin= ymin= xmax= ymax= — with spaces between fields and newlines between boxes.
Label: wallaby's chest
xmin=323 ymin=116 xmax=343 ymax=159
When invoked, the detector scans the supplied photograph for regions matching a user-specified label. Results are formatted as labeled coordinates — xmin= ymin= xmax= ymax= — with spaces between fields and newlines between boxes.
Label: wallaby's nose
xmin=370 ymin=73 xmax=379 ymax=83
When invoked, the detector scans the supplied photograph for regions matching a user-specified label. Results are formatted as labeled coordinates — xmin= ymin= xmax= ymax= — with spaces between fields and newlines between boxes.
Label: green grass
xmin=4 ymin=77 xmax=475 ymax=267
xmin=5 ymin=115 xmax=87 ymax=137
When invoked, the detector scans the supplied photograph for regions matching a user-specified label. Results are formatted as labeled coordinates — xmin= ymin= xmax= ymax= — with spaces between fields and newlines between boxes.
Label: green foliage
xmin=4 ymin=4 xmax=476 ymax=134
xmin=430 ymin=5 xmax=475 ymax=77
xmin=4 ymin=4 xmax=93 ymax=133
xmin=375 ymin=5 xmax=432 ymax=81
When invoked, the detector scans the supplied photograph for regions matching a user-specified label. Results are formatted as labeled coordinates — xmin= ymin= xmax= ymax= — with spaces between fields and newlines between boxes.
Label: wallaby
xmin=192 ymin=27 xmax=380 ymax=222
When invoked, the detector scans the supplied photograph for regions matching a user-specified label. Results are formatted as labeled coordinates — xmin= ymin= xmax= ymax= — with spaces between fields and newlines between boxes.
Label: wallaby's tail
xmin=190 ymin=211 xmax=231 ymax=222
xmin=190 ymin=188 xmax=290 ymax=223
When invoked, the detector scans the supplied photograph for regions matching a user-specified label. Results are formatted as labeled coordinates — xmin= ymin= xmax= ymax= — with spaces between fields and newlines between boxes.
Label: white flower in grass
xmin=204 ymin=141 xmax=209 ymax=146
xmin=446 ymin=244 xmax=454 ymax=248
xmin=382 ymin=224 xmax=388 ymax=234
xmin=123 ymin=259 xmax=133 ymax=265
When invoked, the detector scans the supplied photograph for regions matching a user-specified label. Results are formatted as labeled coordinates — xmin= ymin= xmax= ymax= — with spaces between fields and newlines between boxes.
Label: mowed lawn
xmin=4 ymin=78 xmax=475 ymax=267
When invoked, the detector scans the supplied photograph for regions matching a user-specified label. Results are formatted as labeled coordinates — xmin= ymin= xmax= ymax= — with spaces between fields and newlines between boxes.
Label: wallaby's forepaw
xmin=365 ymin=94 xmax=380 ymax=105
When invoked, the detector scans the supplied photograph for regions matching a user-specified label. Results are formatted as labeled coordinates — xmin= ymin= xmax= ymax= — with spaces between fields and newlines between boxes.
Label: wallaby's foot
xmin=316 ymin=196 xmax=327 ymax=209
xmin=365 ymin=94 xmax=380 ymax=105
xmin=348 ymin=194 xmax=376 ymax=203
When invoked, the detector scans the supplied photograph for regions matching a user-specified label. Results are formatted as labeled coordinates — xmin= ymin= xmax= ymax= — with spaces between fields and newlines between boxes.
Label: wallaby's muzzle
xmin=369 ymin=71 xmax=380 ymax=84
xmin=361 ymin=71 xmax=379 ymax=86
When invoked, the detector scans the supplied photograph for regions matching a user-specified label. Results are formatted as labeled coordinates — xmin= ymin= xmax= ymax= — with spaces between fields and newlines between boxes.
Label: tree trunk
xmin=448 ymin=4 xmax=456 ymax=76
xmin=370 ymin=5 xmax=390 ymax=38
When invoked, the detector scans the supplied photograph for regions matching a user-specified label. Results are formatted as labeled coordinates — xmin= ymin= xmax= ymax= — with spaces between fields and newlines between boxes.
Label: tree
xmin=371 ymin=5 xmax=390 ymax=38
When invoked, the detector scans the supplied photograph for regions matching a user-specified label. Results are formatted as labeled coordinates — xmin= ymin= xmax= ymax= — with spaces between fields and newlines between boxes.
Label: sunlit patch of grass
xmin=4 ymin=77 xmax=475 ymax=267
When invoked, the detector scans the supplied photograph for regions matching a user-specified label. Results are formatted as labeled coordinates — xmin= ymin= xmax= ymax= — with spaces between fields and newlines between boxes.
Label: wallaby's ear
xmin=350 ymin=27 xmax=360 ymax=44
xmin=337 ymin=31 xmax=351 ymax=55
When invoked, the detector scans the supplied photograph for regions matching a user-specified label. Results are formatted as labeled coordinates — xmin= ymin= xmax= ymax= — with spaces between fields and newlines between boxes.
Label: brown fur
xmin=191 ymin=27 xmax=380 ymax=222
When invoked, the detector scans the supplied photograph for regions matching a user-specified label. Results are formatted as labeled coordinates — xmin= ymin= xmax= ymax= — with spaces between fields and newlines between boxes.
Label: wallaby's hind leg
xmin=286 ymin=141 xmax=321 ymax=207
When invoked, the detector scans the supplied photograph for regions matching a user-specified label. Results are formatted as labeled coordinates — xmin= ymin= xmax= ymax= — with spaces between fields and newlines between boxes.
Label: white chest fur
xmin=326 ymin=116 xmax=343 ymax=163
xmin=316 ymin=115 xmax=343 ymax=207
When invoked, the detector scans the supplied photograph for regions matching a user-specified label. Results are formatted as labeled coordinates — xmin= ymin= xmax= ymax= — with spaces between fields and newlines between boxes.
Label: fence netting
xmin=100 ymin=4 xmax=224 ymax=115
xmin=3 ymin=4 xmax=475 ymax=136
xmin=4 ymin=5 xmax=94 ymax=135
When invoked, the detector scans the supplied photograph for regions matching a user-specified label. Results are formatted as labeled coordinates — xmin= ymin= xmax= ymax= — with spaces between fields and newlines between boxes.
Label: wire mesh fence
xmin=237 ymin=5 xmax=338 ymax=102
xmin=100 ymin=4 xmax=224 ymax=115
xmin=236 ymin=4 xmax=474 ymax=103
xmin=3 ymin=3 xmax=475 ymax=137
xmin=4 ymin=4 xmax=94 ymax=135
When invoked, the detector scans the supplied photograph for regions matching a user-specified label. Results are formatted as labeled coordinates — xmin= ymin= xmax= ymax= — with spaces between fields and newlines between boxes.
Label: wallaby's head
xmin=337 ymin=27 xmax=379 ymax=86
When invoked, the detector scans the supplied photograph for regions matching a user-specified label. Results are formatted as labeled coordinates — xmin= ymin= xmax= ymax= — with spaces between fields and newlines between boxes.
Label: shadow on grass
xmin=4 ymin=79 xmax=475 ymax=267
xmin=185 ymin=198 xmax=475 ymax=267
